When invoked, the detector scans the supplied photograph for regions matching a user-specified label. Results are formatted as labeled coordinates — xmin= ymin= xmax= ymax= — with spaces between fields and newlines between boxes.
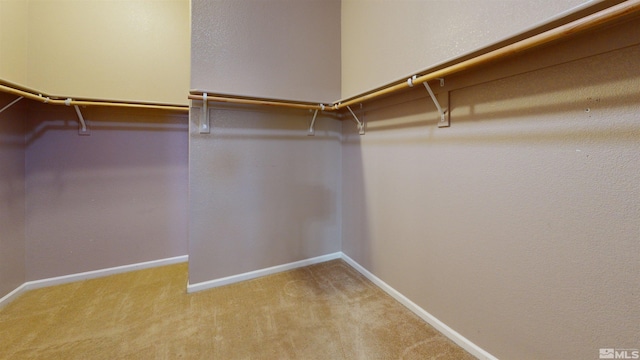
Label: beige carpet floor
xmin=0 ymin=259 xmax=476 ymax=359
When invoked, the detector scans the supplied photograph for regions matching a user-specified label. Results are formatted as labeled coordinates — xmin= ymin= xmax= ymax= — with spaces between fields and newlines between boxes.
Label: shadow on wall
xmin=196 ymin=103 xmax=343 ymax=141
xmin=352 ymin=43 xmax=640 ymax=146
xmin=188 ymin=105 xmax=343 ymax=283
xmin=0 ymin=94 xmax=27 ymax=205
xmin=24 ymin=103 xmax=188 ymax=146
xmin=0 ymin=95 xmax=27 ymax=150
xmin=339 ymin=35 xmax=640 ymax=360
xmin=0 ymin=93 xmax=26 ymax=212
xmin=23 ymin=100 xmax=190 ymax=280
xmin=340 ymin=120 xmax=372 ymax=269
xmin=24 ymin=102 xmax=189 ymax=175
xmin=351 ymin=15 xmax=640 ymax=139
xmin=0 ymin=92 xmax=27 ymax=297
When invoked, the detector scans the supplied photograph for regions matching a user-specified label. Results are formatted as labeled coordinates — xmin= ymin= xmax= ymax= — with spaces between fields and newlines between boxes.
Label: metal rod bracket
xmin=346 ymin=104 xmax=365 ymax=135
xmin=73 ymin=105 xmax=90 ymax=135
xmin=308 ymin=105 xmax=323 ymax=136
xmin=64 ymin=98 xmax=90 ymax=135
xmin=0 ymin=96 xmax=23 ymax=114
xmin=200 ymin=92 xmax=210 ymax=134
xmin=423 ymin=82 xmax=449 ymax=128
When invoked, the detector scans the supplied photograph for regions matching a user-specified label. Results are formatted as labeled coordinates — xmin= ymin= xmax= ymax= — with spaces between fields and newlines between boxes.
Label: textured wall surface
xmin=0 ymin=0 xmax=28 ymax=85
xmin=188 ymin=106 xmax=342 ymax=285
xmin=191 ymin=0 xmax=341 ymax=103
xmin=25 ymin=0 xmax=190 ymax=105
xmin=340 ymin=0 xmax=589 ymax=98
xmin=341 ymin=19 xmax=640 ymax=360
xmin=189 ymin=0 xmax=343 ymax=285
xmin=0 ymin=93 xmax=26 ymax=298
xmin=25 ymin=104 xmax=188 ymax=280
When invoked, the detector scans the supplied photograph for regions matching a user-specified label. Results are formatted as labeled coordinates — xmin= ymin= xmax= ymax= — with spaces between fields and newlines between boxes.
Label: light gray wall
xmin=0 ymin=93 xmax=26 ymax=298
xmin=190 ymin=0 xmax=341 ymax=103
xmin=341 ymin=19 xmax=640 ymax=360
xmin=188 ymin=106 xmax=342 ymax=284
xmin=25 ymin=104 xmax=188 ymax=280
xmin=189 ymin=0 xmax=343 ymax=285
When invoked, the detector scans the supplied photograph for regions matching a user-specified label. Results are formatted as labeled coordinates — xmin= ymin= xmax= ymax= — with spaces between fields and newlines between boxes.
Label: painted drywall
xmin=188 ymin=106 xmax=342 ymax=284
xmin=0 ymin=0 xmax=28 ymax=85
xmin=0 ymin=93 xmax=26 ymax=298
xmin=341 ymin=18 xmax=640 ymax=360
xmin=189 ymin=0 xmax=342 ymax=286
xmin=341 ymin=0 xmax=592 ymax=98
xmin=25 ymin=0 xmax=190 ymax=105
xmin=25 ymin=104 xmax=188 ymax=280
xmin=0 ymin=0 xmax=191 ymax=292
xmin=190 ymin=0 xmax=341 ymax=103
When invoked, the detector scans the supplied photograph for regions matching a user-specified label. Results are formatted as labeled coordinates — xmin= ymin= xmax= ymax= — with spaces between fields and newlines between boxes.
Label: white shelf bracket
xmin=65 ymin=98 xmax=90 ymax=135
xmin=307 ymin=104 xmax=324 ymax=136
xmin=308 ymin=109 xmax=319 ymax=136
xmin=423 ymin=82 xmax=449 ymax=128
xmin=346 ymin=104 xmax=365 ymax=135
xmin=307 ymin=104 xmax=325 ymax=136
xmin=73 ymin=105 xmax=90 ymax=135
xmin=200 ymin=92 xmax=210 ymax=134
xmin=0 ymin=96 xmax=23 ymax=114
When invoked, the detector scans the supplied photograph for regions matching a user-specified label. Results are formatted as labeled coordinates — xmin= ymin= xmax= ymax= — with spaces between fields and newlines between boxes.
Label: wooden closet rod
xmin=190 ymin=0 xmax=640 ymax=112
xmin=0 ymin=83 xmax=188 ymax=112
xmin=187 ymin=93 xmax=326 ymax=111
xmin=335 ymin=0 xmax=640 ymax=109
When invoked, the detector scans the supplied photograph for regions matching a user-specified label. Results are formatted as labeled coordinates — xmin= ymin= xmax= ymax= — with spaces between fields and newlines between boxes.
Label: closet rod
xmin=0 ymin=84 xmax=188 ymax=112
xmin=188 ymin=93 xmax=326 ymax=111
xmin=190 ymin=0 xmax=639 ymax=112
xmin=335 ymin=0 xmax=640 ymax=110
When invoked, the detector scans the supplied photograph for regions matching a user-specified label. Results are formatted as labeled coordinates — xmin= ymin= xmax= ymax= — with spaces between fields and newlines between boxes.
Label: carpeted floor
xmin=0 ymin=259 xmax=476 ymax=359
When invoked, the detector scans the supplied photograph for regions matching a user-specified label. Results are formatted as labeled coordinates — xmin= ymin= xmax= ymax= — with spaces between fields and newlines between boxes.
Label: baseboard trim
xmin=340 ymin=253 xmax=498 ymax=360
xmin=0 ymin=255 xmax=188 ymax=308
xmin=0 ymin=283 xmax=28 ymax=309
xmin=25 ymin=255 xmax=189 ymax=291
xmin=187 ymin=252 xmax=343 ymax=293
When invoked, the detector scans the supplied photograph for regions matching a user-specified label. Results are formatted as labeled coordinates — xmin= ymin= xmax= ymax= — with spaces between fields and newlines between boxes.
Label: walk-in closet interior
xmin=1 ymin=0 xmax=639 ymax=359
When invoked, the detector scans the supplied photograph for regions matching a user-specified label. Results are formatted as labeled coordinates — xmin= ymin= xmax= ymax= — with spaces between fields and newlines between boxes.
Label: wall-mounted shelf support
xmin=73 ymin=105 xmax=90 ymax=135
xmin=346 ymin=104 xmax=365 ymax=135
xmin=65 ymin=98 xmax=90 ymax=135
xmin=307 ymin=103 xmax=324 ymax=136
xmin=423 ymin=82 xmax=449 ymax=128
xmin=409 ymin=76 xmax=449 ymax=128
xmin=200 ymin=92 xmax=210 ymax=134
xmin=184 ymin=0 xmax=639 ymax=134
xmin=0 ymin=96 xmax=23 ymax=114
xmin=308 ymin=109 xmax=319 ymax=136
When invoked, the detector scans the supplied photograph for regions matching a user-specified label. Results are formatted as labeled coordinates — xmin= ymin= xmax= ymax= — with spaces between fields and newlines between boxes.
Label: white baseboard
xmin=187 ymin=252 xmax=343 ymax=293
xmin=0 ymin=283 xmax=28 ymax=309
xmin=340 ymin=253 xmax=498 ymax=360
xmin=0 ymin=255 xmax=188 ymax=308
